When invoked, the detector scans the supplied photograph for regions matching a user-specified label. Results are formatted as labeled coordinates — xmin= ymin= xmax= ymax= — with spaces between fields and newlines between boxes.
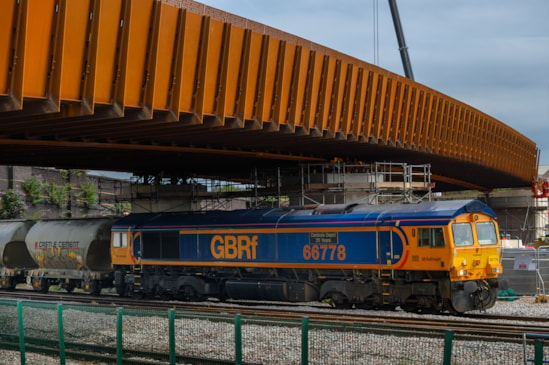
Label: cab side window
xmin=113 ymin=232 xmax=128 ymax=248
xmin=418 ymin=227 xmax=445 ymax=247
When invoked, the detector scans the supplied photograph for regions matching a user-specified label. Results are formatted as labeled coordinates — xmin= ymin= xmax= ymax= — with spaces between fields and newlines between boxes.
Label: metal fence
xmin=0 ymin=298 xmax=546 ymax=365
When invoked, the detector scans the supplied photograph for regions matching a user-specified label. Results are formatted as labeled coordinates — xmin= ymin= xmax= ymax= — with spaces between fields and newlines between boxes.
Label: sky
xmin=196 ymin=0 xmax=549 ymax=165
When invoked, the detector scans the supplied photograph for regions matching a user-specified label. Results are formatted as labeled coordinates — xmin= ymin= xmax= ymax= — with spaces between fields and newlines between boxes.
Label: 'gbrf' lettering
xmin=210 ymin=235 xmax=258 ymax=259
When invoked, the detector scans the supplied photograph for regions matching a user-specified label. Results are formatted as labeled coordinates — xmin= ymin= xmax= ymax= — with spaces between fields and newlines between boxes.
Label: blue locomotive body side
xmin=127 ymin=220 xmax=407 ymax=267
xmin=113 ymin=199 xmax=494 ymax=268
xmin=172 ymin=229 xmax=404 ymax=266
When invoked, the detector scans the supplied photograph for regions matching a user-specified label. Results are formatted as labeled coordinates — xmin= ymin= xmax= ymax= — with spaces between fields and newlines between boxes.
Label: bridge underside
xmin=0 ymin=0 xmax=539 ymax=191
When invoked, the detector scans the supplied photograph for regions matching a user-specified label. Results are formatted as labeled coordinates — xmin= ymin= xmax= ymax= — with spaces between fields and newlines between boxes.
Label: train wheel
xmin=160 ymin=291 xmax=173 ymax=301
xmin=445 ymin=303 xmax=461 ymax=316
xmin=1 ymin=277 xmax=16 ymax=291
xmin=400 ymin=296 xmax=420 ymax=313
xmin=177 ymin=285 xmax=202 ymax=301
xmin=474 ymin=286 xmax=497 ymax=310
xmin=116 ymin=284 xmax=126 ymax=297
xmin=355 ymin=302 xmax=374 ymax=310
xmin=91 ymin=282 xmax=102 ymax=296
xmin=381 ymin=304 xmax=397 ymax=311
xmin=130 ymin=290 xmax=144 ymax=299
xmin=84 ymin=280 xmax=101 ymax=296
xmin=416 ymin=295 xmax=443 ymax=314
xmin=401 ymin=305 xmax=418 ymax=313
xmin=124 ymin=284 xmax=143 ymax=299
xmin=63 ymin=280 xmax=76 ymax=294
xmin=335 ymin=302 xmax=353 ymax=309
xmin=31 ymin=278 xmax=49 ymax=293
xmin=327 ymin=292 xmax=353 ymax=309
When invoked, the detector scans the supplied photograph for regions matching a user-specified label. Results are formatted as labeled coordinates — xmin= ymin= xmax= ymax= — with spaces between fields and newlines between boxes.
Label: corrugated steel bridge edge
xmin=0 ymin=0 xmax=539 ymax=190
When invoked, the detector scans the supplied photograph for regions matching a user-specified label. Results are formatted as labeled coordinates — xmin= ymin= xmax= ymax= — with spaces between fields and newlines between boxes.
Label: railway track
xmin=1 ymin=290 xmax=546 ymax=342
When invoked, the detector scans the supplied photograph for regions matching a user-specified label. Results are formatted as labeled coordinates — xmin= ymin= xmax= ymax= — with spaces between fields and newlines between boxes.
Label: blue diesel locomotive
xmin=111 ymin=199 xmax=504 ymax=313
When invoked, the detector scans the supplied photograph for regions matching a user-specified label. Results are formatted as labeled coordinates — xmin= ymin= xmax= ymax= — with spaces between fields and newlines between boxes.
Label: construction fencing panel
xmin=25 ymin=302 xmax=120 ymax=364
xmin=0 ymin=299 xmax=20 ymax=361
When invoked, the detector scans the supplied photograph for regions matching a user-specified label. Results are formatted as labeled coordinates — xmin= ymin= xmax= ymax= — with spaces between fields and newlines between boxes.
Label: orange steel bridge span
xmin=0 ymin=0 xmax=539 ymax=191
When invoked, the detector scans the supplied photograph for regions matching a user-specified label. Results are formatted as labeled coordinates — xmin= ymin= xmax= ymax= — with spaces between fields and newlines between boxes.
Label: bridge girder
xmin=0 ymin=0 xmax=539 ymax=190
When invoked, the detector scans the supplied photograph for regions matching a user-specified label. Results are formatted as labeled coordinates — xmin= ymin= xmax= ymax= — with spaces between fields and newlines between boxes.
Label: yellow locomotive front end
xmin=448 ymin=211 xmax=503 ymax=312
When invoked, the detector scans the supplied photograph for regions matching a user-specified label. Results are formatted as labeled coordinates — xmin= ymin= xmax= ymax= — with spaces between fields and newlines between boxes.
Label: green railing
xmin=0 ymin=298 xmax=546 ymax=364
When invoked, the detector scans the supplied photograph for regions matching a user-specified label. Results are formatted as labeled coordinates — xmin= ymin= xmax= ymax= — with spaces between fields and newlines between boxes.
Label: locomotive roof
xmin=112 ymin=199 xmax=495 ymax=228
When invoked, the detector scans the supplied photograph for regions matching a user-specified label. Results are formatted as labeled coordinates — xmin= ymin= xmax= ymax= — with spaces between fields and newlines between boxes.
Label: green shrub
xmin=79 ymin=181 xmax=99 ymax=207
xmin=0 ymin=189 xmax=25 ymax=218
xmin=46 ymin=183 xmax=70 ymax=207
xmin=112 ymin=201 xmax=131 ymax=215
xmin=22 ymin=176 xmax=44 ymax=205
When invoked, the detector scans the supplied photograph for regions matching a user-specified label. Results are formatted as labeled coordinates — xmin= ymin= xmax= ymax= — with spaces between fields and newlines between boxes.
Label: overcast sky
xmin=197 ymin=0 xmax=549 ymax=166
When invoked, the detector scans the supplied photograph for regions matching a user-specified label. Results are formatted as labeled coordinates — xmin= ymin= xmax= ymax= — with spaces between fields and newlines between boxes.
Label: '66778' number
xmin=302 ymin=244 xmax=346 ymax=261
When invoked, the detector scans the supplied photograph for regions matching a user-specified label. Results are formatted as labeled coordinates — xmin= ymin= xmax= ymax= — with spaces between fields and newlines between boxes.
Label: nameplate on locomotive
xmin=309 ymin=232 xmax=338 ymax=245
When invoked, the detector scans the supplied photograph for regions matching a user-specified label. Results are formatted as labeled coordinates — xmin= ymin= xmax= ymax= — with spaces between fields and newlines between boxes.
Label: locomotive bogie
xmin=114 ymin=266 xmax=220 ymax=301
xmin=449 ymin=278 xmax=499 ymax=313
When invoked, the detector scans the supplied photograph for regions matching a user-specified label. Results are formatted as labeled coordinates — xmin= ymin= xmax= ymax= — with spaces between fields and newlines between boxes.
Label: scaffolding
xmin=294 ymin=161 xmax=434 ymax=206
xmin=125 ymin=162 xmax=435 ymax=212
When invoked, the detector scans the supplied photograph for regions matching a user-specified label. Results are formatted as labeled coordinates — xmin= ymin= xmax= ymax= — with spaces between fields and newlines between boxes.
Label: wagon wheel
xmin=85 ymin=280 xmax=101 ymax=296
xmin=64 ymin=280 xmax=76 ymax=294
xmin=1 ymin=277 xmax=16 ymax=291
xmin=32 ymin=278 xmax=49 ymax=293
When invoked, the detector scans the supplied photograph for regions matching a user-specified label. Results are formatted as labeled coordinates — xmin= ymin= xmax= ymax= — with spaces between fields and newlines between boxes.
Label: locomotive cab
xmin=111 ymin=229 xmax=141 ymax=297
xmin=450 ymin=216 xmax=502 ymax=280
xmin=111 ymin=230 xmax=134 ymax=266
xmin=448 ymin=212 xmax=503 ymax=312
